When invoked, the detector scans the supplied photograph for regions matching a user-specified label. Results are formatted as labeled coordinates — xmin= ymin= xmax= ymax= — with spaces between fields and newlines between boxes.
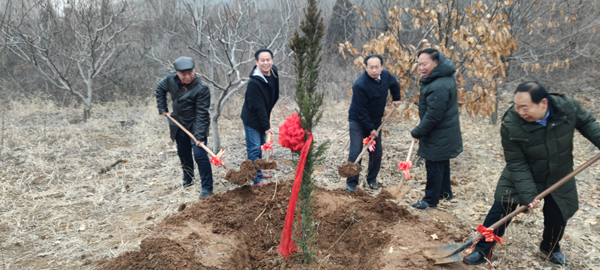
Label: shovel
xmin=387 ymin=137 xmax=417 ymax=200
xmin=164 ymin=114 xmax=226 ymax=166
xmin=338 ymin=105 xmax=397 ymax=178
xmin=424 ymin=152 xmax=600 ymax=264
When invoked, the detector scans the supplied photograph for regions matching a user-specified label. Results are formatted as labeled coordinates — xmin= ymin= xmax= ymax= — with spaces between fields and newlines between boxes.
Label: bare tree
xmin=148 ymin=0 xmax=296 ymax=152
xmin=0 ymin=0 xmax=135 ymax=121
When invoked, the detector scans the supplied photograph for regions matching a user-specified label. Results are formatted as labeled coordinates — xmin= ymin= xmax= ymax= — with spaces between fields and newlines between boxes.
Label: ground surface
xmin=1 ymin=95 xmax=600 ymax=269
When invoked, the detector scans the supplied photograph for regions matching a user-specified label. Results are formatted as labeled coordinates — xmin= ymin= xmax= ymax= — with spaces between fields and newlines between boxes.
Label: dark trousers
xmin=475 ymin=194 xmax=567 ymax=257
xmin=346 ymin=120 xmax=382 ymax=188
xmin=243 ymin=124 xmax=266 ymax=184
xmin=423 ymin=159 xmax=452 ymax=206
xmin=175 ymin=128 xmax=213 ymax=191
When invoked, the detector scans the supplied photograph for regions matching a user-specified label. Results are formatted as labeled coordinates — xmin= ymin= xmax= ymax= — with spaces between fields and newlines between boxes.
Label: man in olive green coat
xmin=411 ymin=49 xmax=463 ymax=210
xmin=465 ymin=81 xmax=600 ymax=266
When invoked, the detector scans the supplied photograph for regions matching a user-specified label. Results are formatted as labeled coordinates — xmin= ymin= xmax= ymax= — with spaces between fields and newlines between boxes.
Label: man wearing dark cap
xmin=241 ymin=49 xmax=279 ymax=186
xmin=156 ymin=56 xmax=214 ymax=199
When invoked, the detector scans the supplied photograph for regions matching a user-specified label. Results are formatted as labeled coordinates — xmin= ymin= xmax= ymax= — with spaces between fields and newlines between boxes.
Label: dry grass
xmin=0 ymin=94 xmax=599 ymax=269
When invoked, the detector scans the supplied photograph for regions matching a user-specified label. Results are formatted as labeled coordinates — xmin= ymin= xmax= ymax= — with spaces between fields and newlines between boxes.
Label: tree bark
xmin=210 ymin=111 xmax=221 ymax=153
xmin=490 ymin=93 xmax=498 ymax=125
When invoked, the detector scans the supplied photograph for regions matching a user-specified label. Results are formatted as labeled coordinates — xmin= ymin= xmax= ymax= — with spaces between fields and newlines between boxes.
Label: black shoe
xmin=412 ymin=200 xmax=437 ymax=210
xmin=183 ymin=181 xmax=194 ymax=188
xmin=199 ymin=189 xmax=213 ymax=199
xmin=368 ymin=181 xmax=379 ymax=189
xmin=440 ymin=192 xmax=453 ymax=201
xmin=464 ymin=251 xmax=487 ymax=265
xmin=540 ymin=249 xmax=567 ymax=265
xmin=346 ymin=185 xmax=356 ymax=192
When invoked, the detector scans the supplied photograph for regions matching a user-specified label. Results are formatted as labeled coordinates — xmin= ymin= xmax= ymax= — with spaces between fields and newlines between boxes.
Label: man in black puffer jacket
xmin=156 ymin=56 xmax=213 ymax=199
xmin=411 ymin=49 xmax=463 ymax=210
xmin=241 ymin=49 xmax=279 ymax=186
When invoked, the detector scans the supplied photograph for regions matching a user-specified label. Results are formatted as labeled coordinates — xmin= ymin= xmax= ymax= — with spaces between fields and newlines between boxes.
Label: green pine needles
xmin=288 ymin=0 xmax=328 ymax=264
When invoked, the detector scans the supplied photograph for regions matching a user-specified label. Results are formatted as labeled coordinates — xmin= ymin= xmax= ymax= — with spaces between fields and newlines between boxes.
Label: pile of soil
xmin=254 ymin=158 xmax=278 ymax=170
xmin=338 ymin=161 xmax=362 ymax=177
xmin=98 ymin=179 xmax=460 ymax=270
xmin=224 ymin=159 xmax=258 ymax=185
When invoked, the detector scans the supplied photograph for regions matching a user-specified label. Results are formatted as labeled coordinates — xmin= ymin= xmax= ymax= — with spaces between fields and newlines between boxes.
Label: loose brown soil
xmin=338 ymin=161 xmax=362 ymax=177
xmin=98 ymin=179 xmax=463 ymax=270
xmin=224 ymin=159 xmax=258 ymax=185
xmin=254 ymin=158 xmax=278 ymax=170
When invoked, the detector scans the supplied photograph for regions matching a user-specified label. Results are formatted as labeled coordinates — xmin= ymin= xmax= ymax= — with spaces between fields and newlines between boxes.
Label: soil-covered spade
xmin=338 ymin=105 xmax=397 ymax=178
xmin=424 ymin=152 xmax=600 ymax=265
xmin=387 ymin=136 xmax=417 ymax=200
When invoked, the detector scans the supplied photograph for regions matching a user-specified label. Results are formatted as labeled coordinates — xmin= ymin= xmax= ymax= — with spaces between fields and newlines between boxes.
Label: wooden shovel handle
xmin=164 ymin=114 xmax=217 ymax=158
xmin=406 ymin=138 xmax=416 ymax=162
xmin=466 ymin=151 xmax=600 ymax=243
xmin=353 ymin=106 xmax=396 ymax=164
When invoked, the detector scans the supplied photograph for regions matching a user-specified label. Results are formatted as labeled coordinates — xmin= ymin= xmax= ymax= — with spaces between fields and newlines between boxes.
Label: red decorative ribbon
xmin=261 ymin=139 xmax=275 ymax=151
xmin=397 ymin=161 xmax=413 ymax=179
xmin=277 ymin=132 xmax=313 ymax=258
xmin=362 ymin=136 xmax=376 ymax=152
xmin=210 ymin=156 xmax=223 ymax=166
xmin=477 ymin=225 xmax=505 ymax=245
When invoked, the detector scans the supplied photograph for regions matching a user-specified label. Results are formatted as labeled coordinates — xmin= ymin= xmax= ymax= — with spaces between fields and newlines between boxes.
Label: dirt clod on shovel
xmin=254 ymin=159 xmax=277 ymax=170
xmin=224 ymin=159 xmax=258 ymax=186
xmin=338 ymin=161 xmax=362 ymax=177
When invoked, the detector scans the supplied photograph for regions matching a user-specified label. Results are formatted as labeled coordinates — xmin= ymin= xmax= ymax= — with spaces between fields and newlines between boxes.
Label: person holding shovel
xmin=155 ymin=56 xmax=214 ymax=199
xmin=346 ymin=54 xmax=401 ymax=192
xmin=240 ymin=49 xmax=279 ymax=186
xmin=464 ymin=81 xmax=600 ymax=266
xmin=410 ymin=48 xmax=463 ymax=210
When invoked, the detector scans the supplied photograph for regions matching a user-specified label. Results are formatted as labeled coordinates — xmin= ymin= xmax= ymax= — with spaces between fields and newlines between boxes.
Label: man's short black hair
xmin=255 ymin=49 xmax=273 ymax=60
xmin=418 ymin=48 xmax=440 ymax=62
xmin=515 ymin=81 xmax=549 ymax=104
xmin=363 ymin=54 xmax=383 ymax=66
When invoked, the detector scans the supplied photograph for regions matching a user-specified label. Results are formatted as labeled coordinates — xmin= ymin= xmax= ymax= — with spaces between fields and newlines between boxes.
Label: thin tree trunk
xmin=490 ymin=93 xmax=498 ymax=125
xmin=210 ymin=112 xmax=220 ymax=153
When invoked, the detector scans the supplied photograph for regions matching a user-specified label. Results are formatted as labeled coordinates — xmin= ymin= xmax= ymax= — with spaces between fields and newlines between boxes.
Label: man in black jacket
xmin=410 ymin=49 xmax=463 ymax=210
xmin=240 ymin=49 xmax=279 ymax=186
xmin=346 ymin=54 xmax=401 ymax=192
xmin=156 ymin=56 xmax=214 ymax=199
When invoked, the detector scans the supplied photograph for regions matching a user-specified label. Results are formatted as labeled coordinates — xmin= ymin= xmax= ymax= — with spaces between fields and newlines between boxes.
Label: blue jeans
xmin=243 ymin=124 xmax=266 ymax=184
xmin=346 ymin=120 xmax=382 ymax=188
xmin=175 ymin=128 xmax=213 ymax=191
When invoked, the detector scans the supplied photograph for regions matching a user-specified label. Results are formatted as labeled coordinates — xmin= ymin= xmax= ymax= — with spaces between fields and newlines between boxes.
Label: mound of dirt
xmin=99 ymin=180 xmax=454 ymax=270
xmin=224 ymin=159 xmax=258 ymax=186
xmin=253 ymin=158 xmax=278 ymax=170
xmin=100 ymin=236 xmax=219 ymax=270
xmin=338 ymin=161 xmax=361 ymax=177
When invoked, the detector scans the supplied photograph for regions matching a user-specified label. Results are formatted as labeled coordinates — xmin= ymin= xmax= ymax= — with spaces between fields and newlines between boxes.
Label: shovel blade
xmin=433 ymin=253 xmax=462 ymax=265
xmin=394 ymin=186 xmax=411 ymax=200
xmin=422 ymin=244 xmax=464 ymax=265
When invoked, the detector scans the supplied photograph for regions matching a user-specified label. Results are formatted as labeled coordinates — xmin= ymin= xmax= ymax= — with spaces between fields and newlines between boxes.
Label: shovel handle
xmin=491 ymin=152 xmax=600 ymax=230
xmin=164 ymin=114 xmax=218 ymax=158
xmin=406 ymin=138 xmax=416 ymax=162
xmin=462 ymin=152 xmax=600 ymax=248
xmin=447 ymin=152 xmax=600 ymax=259
xmin=353 ymin=105 xmax=396 ymax=164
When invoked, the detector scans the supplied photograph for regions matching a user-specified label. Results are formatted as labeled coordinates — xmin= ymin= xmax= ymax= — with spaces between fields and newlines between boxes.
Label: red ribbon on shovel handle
xmin=398 ymin=138 xmax=417 ymax=179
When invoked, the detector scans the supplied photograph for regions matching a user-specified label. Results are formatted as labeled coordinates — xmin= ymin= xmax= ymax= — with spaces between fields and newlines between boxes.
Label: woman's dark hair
xmin=363 ymin=54 xmax=383 ymax=66
xmin=514 ymin=81 xmax=549 ymax=104
xmin=417 ymin=48 xmax=439 ymax=62
xmin=254 ymin=49 xmax=273 ymax=60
